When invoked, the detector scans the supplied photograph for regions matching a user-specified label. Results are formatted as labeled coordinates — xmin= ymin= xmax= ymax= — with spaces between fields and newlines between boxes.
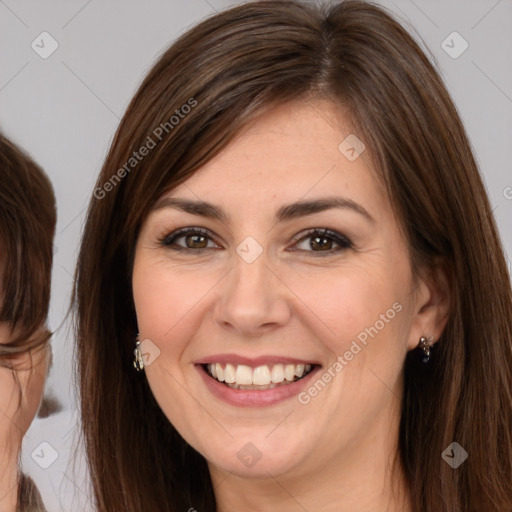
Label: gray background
xmin=0 ymin=0 xmax=511 ymax=510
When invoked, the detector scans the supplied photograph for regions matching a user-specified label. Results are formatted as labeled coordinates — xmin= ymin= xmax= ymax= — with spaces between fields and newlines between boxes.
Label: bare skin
xmin=0 ymin=324 xmax=48 ymax=512
xmin=132 ymin=100 xmax=450 ymax=511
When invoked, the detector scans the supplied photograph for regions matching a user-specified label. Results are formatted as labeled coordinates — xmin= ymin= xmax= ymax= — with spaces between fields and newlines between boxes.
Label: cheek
xmin=0 ymin=367 xmax=20 ymax=440
xmin=0 ymin=369 xmax=46 ymax=464
xmin=18 ymin=365 xmax=46 ymax=432
xmin=132 ymin=258 xmax=210 ymax=447
xmin=0 ymin=369 xmax=23 ymax=455
xmin=132 ymin=253 xmax=220 ymax=343
xmin=292 ymin=265 xmax=404 ymax=348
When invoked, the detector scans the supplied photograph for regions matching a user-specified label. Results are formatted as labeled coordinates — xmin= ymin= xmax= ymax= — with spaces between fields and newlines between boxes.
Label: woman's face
xmin=0 ymin=324 xmax=48 ymax=462
xmin=132 ymin=100 xmax=443 ymax=481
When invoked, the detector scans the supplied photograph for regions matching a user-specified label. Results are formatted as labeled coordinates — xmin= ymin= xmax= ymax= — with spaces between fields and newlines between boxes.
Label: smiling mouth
xmin=203 ymin=362 xmax=317 ymax=390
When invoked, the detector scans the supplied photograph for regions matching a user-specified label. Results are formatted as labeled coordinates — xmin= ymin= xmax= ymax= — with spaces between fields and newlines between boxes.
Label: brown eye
xmin=185 ymin=233 xmax=208 ymax=249
xmin=292 ymin=228 xmax=352 ymax=255
xmin=310 ymin=235 xmax=334 ymax=251
xmin=160 ymin=227 xmax=220 ymax=251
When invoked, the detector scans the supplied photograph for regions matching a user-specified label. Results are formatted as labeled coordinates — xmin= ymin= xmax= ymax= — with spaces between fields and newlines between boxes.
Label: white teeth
xmin=227 ymin=383 xmax=278 ymax=390
xmin=235 ymin=365 xmax=253 ymax=385
xmin=224 ymin=363 xmax=236 ymax=384
xmin=284 ymin=364 xmax=295 ymax=382
xmin=207 ymin=362 xmax=313 ymax=387
xmin=216 ymin=363 xmax=224 ymax=382
xmin=252 ymin=365 xmax=271 ymax=385
xmin=271 ymin=364 xmax=284 ymax=383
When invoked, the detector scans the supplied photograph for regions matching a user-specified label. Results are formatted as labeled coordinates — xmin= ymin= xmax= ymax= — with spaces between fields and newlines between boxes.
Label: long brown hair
xmin=0 ymin=133 xmax=56 ymax=358
xmin=74 ymin=1 xmax=512 ymax=510
xmin=0 ymin=133 xmax=55 ymax=512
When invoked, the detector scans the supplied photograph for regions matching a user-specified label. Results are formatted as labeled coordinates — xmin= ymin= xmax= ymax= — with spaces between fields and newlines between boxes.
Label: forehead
xmin=164 ymin=100 xmax=388 ymax=219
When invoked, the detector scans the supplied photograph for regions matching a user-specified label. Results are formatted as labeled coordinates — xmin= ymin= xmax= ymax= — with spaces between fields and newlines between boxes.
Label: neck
xmin=214 ymin=461 xmax=411 ymax=512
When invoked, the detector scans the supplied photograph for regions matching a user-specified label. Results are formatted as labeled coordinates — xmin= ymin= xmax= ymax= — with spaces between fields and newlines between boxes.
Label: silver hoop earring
xmin=418 ymin=336 xmax=434 ymax=363
xmin=133 ymin=336 xmax=144 ymax=371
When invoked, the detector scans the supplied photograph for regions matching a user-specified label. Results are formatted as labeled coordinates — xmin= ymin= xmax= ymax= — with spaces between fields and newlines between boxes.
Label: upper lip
xmin=194 ymin=353 xmax=321 ymax=368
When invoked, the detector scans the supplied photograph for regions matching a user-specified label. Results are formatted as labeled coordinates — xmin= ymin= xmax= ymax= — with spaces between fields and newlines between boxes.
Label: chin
xmin=198 ymin=432 xmax=311 ymax=479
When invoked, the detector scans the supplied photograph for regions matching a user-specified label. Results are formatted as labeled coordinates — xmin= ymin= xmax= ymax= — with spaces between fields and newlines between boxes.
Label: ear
xmin=407 ymin=263 xmax=451 ymax=351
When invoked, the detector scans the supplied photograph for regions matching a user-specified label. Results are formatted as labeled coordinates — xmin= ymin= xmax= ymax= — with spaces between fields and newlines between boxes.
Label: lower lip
xmin=197 ymin=365 xmax=321 ymax=407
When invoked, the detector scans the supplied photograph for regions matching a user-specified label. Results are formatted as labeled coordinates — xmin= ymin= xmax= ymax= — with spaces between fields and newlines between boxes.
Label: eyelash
xmin=159 ymin=227 xmax=352 ymax=256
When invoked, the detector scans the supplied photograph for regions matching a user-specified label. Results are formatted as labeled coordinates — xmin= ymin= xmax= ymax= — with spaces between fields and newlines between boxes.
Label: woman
xmin=74 ymin=1 xmax=512 ymax=510
xmin=0 ymin=133 xmax=56 ymax=512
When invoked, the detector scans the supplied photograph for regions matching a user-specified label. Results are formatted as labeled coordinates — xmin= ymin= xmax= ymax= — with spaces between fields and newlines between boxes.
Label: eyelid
xmin=159 ymin=226 xmax=222 ymax=249
xmin=288 ymin=228 xmax=353 ymax=254
xmin=159 ymin=226 xmax=352 ymax=254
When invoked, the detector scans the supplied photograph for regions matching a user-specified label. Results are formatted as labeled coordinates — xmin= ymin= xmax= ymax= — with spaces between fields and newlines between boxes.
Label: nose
xmin=214 ymin=250 xmax=292 ymax=337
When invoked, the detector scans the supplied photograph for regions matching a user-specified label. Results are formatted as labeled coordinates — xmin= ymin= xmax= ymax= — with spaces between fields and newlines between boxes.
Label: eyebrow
xmin=152 ymin=196 xmax=375 ymax=224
